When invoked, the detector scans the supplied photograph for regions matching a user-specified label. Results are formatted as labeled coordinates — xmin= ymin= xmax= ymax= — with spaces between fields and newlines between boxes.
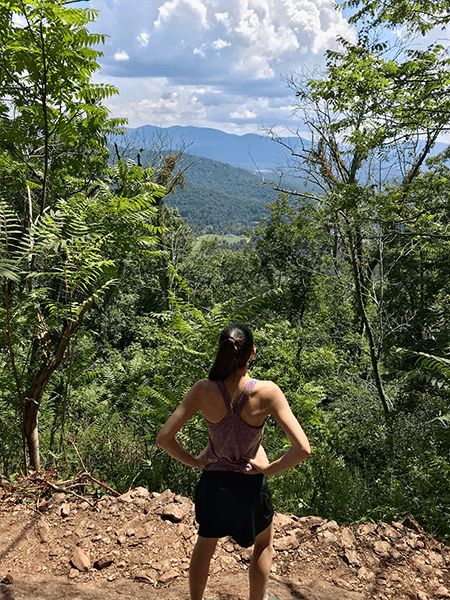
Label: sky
xmin=89 ymin=0 xmax=357 ymax=136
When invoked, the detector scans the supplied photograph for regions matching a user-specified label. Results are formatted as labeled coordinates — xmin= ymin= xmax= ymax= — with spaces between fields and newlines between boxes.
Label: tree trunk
xmin=23 ymin=398 xmax=41 ymax=471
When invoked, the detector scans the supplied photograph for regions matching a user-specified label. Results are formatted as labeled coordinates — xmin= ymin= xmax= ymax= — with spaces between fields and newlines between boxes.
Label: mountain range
xmin=117 ymin=125 xmax=449 ymax=234
xmin=124 ymin=124 xmax=301 ymax=172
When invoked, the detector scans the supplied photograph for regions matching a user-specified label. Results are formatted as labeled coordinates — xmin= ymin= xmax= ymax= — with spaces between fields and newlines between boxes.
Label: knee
xmin=253 ymin=527 xmax=274 ymax=559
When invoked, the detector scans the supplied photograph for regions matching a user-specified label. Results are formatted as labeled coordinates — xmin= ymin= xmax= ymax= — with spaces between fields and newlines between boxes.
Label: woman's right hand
xmin=247 ymin=444 xmax=270 ymax=474
xmin=195 ymin=447 xmax=218 ymax=469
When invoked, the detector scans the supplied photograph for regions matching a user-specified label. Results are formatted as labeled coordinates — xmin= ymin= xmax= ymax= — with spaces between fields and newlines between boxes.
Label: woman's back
xmin=196 ymin=376 xmax=275 ymax=428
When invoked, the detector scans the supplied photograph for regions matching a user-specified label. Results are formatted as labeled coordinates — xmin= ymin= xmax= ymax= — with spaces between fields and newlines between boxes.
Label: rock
xmin=93 ymin=555 xmax=114 ymax=570
xmin=273 ymin=513 xmax=294 ymax=529
xmin=134 ymin=570 xmax=153 ymax=582
xmin=317 ymin=530 xmax=338 ymax=544
xmin=298 ymin=515 xmax=327 ymax=527
xmin=1 ymin=574 xmax=14 ymax=584
xmin=117 ymin=491 xmax=135 ymax=503
xmin=343 ymin=549 xmax=361 ymax=567
xmin=160 ymin=502 xmax=192 ymax=522
xmin=339 ymin=528 xmax=356 ymax=549
xmin=68 ymin=568 xmax=78 ymax=579
xmin=158 ymin=569 xmax=179 ymax=584
xmin=403 ymin=516 xmax=426 ymax=536
xmin=153 ymin=489 xmax=175 ymax=505
xmin=36 ymin=520 xmax=50 ymax=543
xmin=223 ymin=542 xmax=235 ymax=552
xmin=319 ymin=520 xmax=340 ymax=532
xmin=70 ymin=547 xmax=91 ymax=572
xmin=60 ymin=503 xmax=70 ymax=518
xmin=358 ymin=567 xmax=375 ymax=580
xmin=274 ymin=533 xmax=299 ymax=551
xmin=373 ymin=540 xmax=391 ymax=558
xmin=436 ymin=587 xmax=450 ymax=598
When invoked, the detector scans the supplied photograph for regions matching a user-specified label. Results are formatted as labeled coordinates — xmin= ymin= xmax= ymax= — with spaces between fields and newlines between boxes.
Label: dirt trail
xmin=0 ymin=475 xmax=449 ymax=600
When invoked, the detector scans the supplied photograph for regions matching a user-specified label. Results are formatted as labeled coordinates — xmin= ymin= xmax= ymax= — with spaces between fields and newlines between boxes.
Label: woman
xmin=156 ymin=322 xmax=311 ymax=600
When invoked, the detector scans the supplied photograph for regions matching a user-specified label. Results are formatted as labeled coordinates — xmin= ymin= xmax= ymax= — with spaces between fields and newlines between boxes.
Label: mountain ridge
xmin=125 ymin=124 xmax=301 ymax=171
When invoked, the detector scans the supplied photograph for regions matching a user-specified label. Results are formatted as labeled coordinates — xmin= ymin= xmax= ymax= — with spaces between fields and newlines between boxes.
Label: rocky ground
xmin=0 ymin=473 xmax=449 ymax=600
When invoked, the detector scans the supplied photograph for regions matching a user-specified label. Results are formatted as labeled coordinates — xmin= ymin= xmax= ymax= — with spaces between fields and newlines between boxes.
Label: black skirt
xmin=195 ymin=470 xmax=274 ymax=548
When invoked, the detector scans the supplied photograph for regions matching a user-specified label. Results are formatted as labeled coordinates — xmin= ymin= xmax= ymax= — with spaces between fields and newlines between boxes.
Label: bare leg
xmin=189 ymin=535 xmax=218 ymax=600
xmin=249 ymin=522 xmax=274 ymax=600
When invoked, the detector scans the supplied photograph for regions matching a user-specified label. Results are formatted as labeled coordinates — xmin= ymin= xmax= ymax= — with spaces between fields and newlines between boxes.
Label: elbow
xmin=156 ymin=431 xmax=168 ymax=450
xmin=295 ymin=441 xmax=311 ymax=460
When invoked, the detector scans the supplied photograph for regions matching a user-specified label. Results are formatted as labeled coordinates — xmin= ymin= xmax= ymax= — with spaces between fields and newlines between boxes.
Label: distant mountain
xmin=133 ymin=149 xmax=281 ymax=233
xmin=124 ymin=124 xmax=302 ymax=171
xmin=116 ymin=125 xmax=449 ymax=234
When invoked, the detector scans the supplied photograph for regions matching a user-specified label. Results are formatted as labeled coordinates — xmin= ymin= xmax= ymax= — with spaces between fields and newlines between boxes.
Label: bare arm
xmin=249 ymin=383 xmax=311 ymax=476
xmin=156 ymin=382 xmax=217 ymax=469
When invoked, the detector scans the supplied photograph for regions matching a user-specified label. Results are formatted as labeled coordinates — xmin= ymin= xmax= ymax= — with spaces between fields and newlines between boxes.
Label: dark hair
xmin=208 ymin=322 xmax=254 ymax=381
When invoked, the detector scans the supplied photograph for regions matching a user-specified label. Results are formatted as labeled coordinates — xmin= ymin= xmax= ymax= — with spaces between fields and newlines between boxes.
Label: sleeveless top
xmin=204 ymin=378 xmax=264 ymax=473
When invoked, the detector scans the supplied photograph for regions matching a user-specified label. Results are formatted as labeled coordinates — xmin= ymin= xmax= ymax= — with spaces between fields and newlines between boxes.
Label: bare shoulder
xmin=193 ymin=379 xmax=217 ymax=393
xmin=254 ymin=379 xmax=284 ymax=396
xmin=186 ymin=379 xmax=217 ymax=401
xmin=253 ymin=379 xmax=286 ymax=408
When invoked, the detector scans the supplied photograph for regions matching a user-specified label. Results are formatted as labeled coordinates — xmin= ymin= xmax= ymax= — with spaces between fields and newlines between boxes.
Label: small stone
xmin=158 ymin=569 xmax=179 ymax=584
xmin=275 ymin=533 xmax=299 ymax=551
xmin=60 ymin=504 xmax=70 ymax=518
xmin=373 ymin=541 xmax=391 ymax=558
xmin=160 ymin=503 xmax=191 ymax=522
xmin=435 ymin=586 xmax=450 ymax=598
xmin=317 ymin=530 xmax=338 ymax=543
xmin=340 ymin=528 xmax=356 ymax=549
xmin=68 ymin=568 xmax=79 ymax=579
xmin=343 ymin=549 xmax=360 ymax=567
xmin=358 ymin=567 xmax=375 ymax=580
xmin=36 ymin=520 xmax=50 ymax=543
xmin=1 ymin=574 xmax=14 ymax=584
xmin=93 ymin=555 xmax=114 ymax=570
xmin=70 ymin=547 xmax=90 ymax=572
xmin=223 ymin=542 xmax=235 ymax=552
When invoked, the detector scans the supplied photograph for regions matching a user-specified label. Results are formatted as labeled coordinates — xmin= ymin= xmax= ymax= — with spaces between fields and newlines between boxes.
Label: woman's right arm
xmin=249 ymin=382 xmax=311 ymax=476
xmin=156 ymin=381 xmax=217 ymax=469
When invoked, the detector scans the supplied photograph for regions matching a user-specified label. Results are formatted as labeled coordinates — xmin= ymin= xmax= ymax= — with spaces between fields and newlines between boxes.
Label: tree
xmin=0 ymin=0 xmax=163 ymax=471
xmin=264 ymin=3 xmax=450 ymax=415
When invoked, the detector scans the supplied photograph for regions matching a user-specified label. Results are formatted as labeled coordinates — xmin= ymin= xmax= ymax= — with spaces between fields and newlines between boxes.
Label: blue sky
xmin=90 ymin=0 xmax=357 ymax=135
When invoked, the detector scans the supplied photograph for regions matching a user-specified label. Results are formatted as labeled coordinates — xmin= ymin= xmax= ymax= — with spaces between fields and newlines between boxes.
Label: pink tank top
xmin=204 ymin=378 xmax=264 ymax=473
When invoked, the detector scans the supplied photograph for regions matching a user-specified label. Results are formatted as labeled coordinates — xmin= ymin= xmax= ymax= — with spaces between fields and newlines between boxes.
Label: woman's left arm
xmin=156 ymin=381 xmax=216 ymax=469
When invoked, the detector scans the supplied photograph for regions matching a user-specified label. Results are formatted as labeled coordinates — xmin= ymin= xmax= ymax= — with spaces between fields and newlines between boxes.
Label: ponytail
xmin=208 ymin=322 xmax=254 ymax=381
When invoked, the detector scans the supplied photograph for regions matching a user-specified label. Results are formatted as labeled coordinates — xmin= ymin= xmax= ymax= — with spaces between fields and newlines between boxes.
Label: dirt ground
xmin=0 ymin=472 xmax=449 ymax=600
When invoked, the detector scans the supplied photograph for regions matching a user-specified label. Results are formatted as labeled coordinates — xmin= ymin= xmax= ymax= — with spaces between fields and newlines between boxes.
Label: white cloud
xmin=137 ymin=32 xmax=150 ymax=46
xmin=114 ymin=51 xmax=130 ymax=61
xmin=89 ymin=0 xmax=356 ymax=132
xmin=154 ymin=0 xmax=209 ymax=30
xmin=230 ymin=108 xmax=257 ymax=119
xmin=212 ymin=38 xmax=231 ymax=50
xmin=193 ymin=45 xmax=206 ymax=57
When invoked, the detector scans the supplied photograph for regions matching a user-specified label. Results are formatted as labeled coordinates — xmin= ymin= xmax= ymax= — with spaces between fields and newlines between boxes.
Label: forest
xmin=1 ymin=0 xmax=450 ymax=543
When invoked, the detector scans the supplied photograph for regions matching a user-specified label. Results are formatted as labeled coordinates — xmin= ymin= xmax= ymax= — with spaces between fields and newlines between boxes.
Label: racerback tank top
xmin=204 ymin=378 xmax=264 ymax=473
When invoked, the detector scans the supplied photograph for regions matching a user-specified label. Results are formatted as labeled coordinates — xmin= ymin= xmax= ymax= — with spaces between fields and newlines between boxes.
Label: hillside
xmin=164 ymin=154 xmax=279 ymax=233
xmin=117 ymin=147 xmax=286 ymax=234
xmin=1 ymin=474 xmax=449 ymax=600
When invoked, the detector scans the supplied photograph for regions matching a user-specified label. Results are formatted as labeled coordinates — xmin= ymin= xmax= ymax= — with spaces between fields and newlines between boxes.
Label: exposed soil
xmin=0 ymin=472 xmax=449 ymax=600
